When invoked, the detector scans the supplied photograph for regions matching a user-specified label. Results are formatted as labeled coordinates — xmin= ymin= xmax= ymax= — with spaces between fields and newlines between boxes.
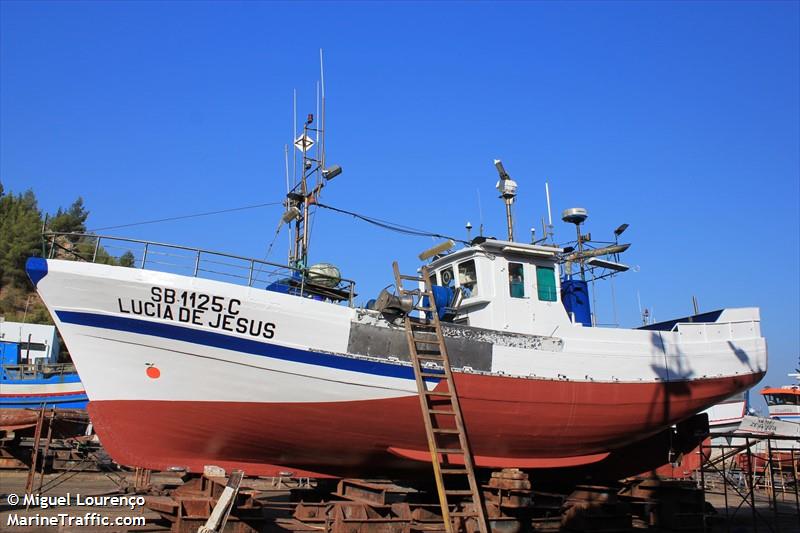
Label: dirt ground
xmin=0 ymin=470 xmax=166 ymax=532
xmin=1 ymin=469 xmax=798 ymax=532
xmin=703 ymin=488 xmax=799 ymax=533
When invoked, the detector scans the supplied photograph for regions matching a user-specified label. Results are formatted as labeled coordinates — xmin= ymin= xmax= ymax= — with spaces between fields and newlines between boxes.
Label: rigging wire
xmin=88 ymin=202 xmax=283 ymax=232
xmin=314 ymin=202 xmax=469 ymax=245
xmin=263 ymin=222 xmax=284 ymax=262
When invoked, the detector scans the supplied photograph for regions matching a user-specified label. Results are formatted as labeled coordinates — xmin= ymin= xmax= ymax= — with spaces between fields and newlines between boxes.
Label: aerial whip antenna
xmin=284 ymin=145 xmax=290 ymax=194
xmin=292 ymin=89 xmax=298 ymax=187
xmin=476 ymin=189 xmax=484 ymax=237
xmin=320 ymin=48 xmax=326 ymax=171
xmin=545 ymin=181 xmax=554 ymax=242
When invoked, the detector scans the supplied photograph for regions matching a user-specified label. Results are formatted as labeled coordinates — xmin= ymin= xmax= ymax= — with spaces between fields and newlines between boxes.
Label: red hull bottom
xmin=87 ymin=372 xmax=763 ymax=479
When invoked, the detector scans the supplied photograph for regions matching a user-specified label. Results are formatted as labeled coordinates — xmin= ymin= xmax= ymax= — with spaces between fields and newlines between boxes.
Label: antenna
xmin=545 ymin=181 xmax=554 ymax=242
xmin=292 ymin=89 xmax=297 ymax=187
xmin=284 ymin=144 xmax=291 ymax=262
xmin=319 ymin=48 xmax=326 ymax=171
xmin=637 ymin=290 xmax=643 ymax=319
xmin=562 ymin=207 xmax=589 ymax=280
xmin=315 ymin=81 xmax=320 ymax=160
xmin=494 ymin=159 xmax=518 ymax=241
xmin=476 ymin=189 xmax=484 ymax=236
xmin=284 ymin=144 xmax=290 ymax=193
xmin=285 ymin=51 xmax=343 ymax=269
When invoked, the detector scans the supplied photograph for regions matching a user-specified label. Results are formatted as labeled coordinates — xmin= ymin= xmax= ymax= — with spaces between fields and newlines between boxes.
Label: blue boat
xmin=1 ymin=341 xmax=88 ymax=429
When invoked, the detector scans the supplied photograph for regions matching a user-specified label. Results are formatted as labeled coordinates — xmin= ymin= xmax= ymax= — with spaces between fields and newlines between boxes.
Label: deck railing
xmin=43 ymin=232 xmax=356 ymax=306
xmin=1 ymin=362 xmax=77 ymax=382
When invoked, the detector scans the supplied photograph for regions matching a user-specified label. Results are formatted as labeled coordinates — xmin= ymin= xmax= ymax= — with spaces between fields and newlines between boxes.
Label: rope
xmin=315 ymin=202 xmax=468 ymax=244
xmin=88 ymin=202 xmax=283 ymax=232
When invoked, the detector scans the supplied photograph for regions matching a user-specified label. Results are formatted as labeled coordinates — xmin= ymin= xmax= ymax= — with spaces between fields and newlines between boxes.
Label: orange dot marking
xmin=146 ymin=366 xmax=161 ymax=379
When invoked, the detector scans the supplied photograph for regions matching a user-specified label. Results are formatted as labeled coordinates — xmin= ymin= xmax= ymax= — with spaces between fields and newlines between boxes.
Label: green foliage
xmin=48 ymin=197 xmax=89 ymax=235
xmin=0 ymin=185 xmax=134 ymax=325
xmin=119 ymin=250 xmax=136 ymax=267
xmin=0 ymin=186 xmax=43 ymax=288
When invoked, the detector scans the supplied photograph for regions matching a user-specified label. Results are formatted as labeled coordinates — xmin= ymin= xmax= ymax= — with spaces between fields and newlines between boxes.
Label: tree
xmin=0 ymin=187 xmax=43 ymax=288
xmin=48 ymin=197 xmax=89 ymax=235
xmin=119 ymin=251 xmax=136 ymax=267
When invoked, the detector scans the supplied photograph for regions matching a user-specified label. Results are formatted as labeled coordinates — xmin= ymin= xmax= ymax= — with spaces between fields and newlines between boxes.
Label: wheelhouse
xmin=426 ymin=238 xmax=571 ymax=334
xmin=762 ymin=387 xmax=800 ymax=406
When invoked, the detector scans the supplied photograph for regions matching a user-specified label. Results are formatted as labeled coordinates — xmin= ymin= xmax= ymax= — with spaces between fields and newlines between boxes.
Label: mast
xmin=283 ymin=50 xmax=342 ymax=270
xmin=562 ymin=207 xmax=589 ymax=280
xmin=493 ymin=159 xmax=518 ymax=241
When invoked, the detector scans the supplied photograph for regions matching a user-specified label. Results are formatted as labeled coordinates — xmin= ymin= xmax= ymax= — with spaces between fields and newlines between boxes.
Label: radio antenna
xmin=284 ymin=144 xmax=290 ymax=193
xmin=476 ymin=188 xmax=484 ymax=237
xmin=545 ymin=181 xmax=554 ymax=242
xmin=320 ymin=48 xmax=326 ymax=171
xmin=292 ymin=89 xmax=298 ymax=187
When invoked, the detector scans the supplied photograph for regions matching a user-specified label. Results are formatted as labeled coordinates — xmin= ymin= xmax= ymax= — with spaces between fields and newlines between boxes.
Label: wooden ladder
xmin=392 ymin=261 xmax=490 ymax=533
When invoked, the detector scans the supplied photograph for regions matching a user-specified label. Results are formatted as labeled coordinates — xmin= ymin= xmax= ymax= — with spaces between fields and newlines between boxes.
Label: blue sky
xmin=2 ymin=1 xmax=798 ymax=410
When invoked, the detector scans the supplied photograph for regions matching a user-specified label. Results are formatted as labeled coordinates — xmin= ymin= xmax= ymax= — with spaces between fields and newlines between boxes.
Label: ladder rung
xmin=435 ymin=448 xmax=465 ymax=454
xmin=419 ymin=372 xmax=444 ymax=378
xmin=428 ymin=409 xmax=455 ymax=415
xmin=432 ymin=428 xmax=460 ymax=434
xmin=411 ymin=336 xmax=436 ymax=343
xmin=425 ymin=390 xmax=452 ymax=397
xmin=440 ymin=468 xmax=469 ymax=474
xmin=399 ymin=274 xmax=424 ymax=281
xmin=450 ymin=511 xmax=479 ymax=517
xmin=444 ymin=490 xmax=474 ymax=496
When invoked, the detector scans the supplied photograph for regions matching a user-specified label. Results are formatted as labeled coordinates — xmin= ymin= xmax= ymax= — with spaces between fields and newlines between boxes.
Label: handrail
xmin=1 ymin=362 xmax=77 ymax=381
xmin=670 ymin=319 xmax=758 ymax=332
xmin=43 ymin=232 xmax=357 ymax=307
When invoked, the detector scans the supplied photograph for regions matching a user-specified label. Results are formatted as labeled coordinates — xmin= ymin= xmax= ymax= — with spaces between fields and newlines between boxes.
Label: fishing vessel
xmin=761 ymin=369 xmax=799 ymax=424
xmin=24 ymin=77 xmax=768 ymax=480
xmin=0 ymin=327 xmax=88 ymax=432
xmin=703 ymin=391 xmax=749 ymax=435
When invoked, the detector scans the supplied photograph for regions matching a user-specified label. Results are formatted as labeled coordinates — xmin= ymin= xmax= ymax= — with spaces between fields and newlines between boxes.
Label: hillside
xmin=0 ymin=182 xmax=132 ymax=326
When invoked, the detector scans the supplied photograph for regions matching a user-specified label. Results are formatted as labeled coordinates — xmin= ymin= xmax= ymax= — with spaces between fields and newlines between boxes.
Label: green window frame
xmin=536 ymin=266 xmax=557 ymax=302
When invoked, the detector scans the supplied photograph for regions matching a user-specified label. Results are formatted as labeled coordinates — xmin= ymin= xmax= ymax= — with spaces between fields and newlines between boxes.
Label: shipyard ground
xmin=1 ymin=470 xmax=797 ymax=533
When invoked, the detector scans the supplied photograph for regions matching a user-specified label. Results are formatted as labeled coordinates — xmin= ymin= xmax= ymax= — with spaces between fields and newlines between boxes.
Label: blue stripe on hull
xmin=0 ymin=394 xmax=88 ymax=409
xmin=55 ymin=310 xmax=441 ymax=382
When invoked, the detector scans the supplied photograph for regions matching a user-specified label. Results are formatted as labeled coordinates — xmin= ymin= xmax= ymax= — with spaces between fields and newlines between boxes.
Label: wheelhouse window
xmin=439 ymin=266 xmax=455 ymax=288
xmin=764 ymin=394 xmax=799 ymax=406
xmin=765 ymin=393 xmax=798 ymax=406
xmin=509 ymin=262 xmax=525 ymax=298
xmin=458 ymin=260 xmax=478 ymax=297
xmin=536 ymin=266 xmax=557 ymax=302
